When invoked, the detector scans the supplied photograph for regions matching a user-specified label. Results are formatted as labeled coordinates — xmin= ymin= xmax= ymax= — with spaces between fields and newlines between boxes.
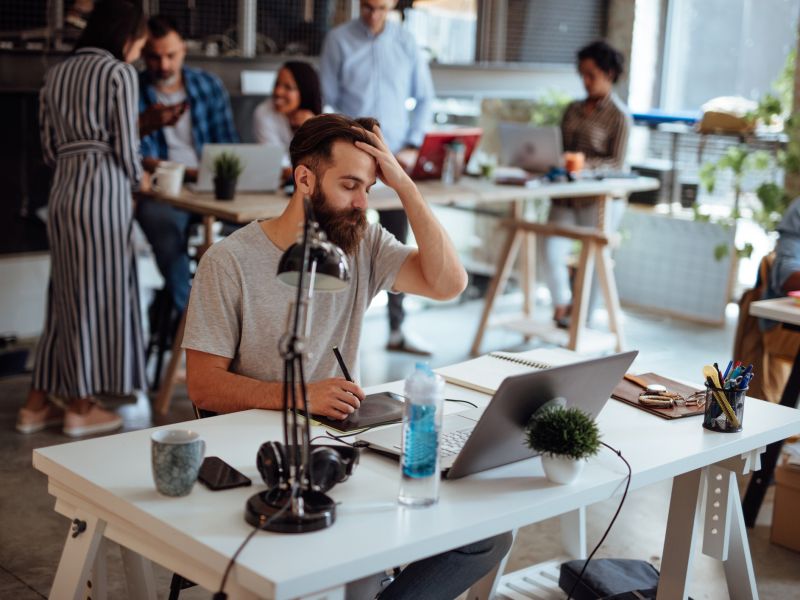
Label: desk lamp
xmin=245 ymin=196 xmax=350 ymax=533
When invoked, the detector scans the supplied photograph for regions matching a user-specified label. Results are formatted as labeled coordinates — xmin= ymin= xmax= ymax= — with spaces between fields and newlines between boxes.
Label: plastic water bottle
xmin=399 ymin=363 xmax=444 ymax=507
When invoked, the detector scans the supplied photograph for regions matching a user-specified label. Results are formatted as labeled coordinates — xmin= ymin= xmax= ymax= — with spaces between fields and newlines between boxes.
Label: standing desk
xmin=34 ymin=375 xmax=800 ymax=600
xmin=742 ymin=297 xmax=800 ymax=526
xmin=150 ymin=176 xmax=658 ymax=414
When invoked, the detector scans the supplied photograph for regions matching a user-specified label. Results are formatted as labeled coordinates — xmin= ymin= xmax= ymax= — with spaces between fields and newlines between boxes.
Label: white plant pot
xmin=541 ymin=454 xmax=585 ymax=484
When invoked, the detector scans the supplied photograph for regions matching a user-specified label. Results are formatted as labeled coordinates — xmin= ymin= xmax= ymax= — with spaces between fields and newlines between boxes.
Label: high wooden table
xmin=742 ymin=297 xmax=800 ymax=526
xmin=150 ymin=176 xmax=658 ymax=413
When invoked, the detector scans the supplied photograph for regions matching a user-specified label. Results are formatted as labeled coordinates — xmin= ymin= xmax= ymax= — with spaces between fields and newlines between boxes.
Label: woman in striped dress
xmin=543 ymin=40 xmax=632 ymax=329
xmin=16 ymin=0 xmax=148 ymax=437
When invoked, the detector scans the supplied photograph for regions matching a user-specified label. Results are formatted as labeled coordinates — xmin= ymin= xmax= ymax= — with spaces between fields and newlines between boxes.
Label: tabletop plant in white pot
xmin=525 ymin=405 xmax=600 ymax=484
xmin=213 ymin=151 xmax=245 ymax=200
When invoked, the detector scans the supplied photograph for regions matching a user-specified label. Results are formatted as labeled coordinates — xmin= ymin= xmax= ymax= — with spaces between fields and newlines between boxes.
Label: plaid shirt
xmin=138 ymin=66 xmax=239 ymax=160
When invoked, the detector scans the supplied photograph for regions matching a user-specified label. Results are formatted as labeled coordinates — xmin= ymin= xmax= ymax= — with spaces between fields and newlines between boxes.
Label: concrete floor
xmin=1 ymin=294 xmax=798 ymax=599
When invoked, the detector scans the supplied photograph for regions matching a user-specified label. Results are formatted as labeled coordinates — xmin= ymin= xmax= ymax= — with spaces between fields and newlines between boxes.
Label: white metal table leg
xmin=702 ymin=455 xmax=760 ymax=600
xmin=49 ymin=513 xmax=106 ymax=600
xmin=723 ymin=473 xmax=758 ymax=600
xmin=657 ymin=468 xmax=704 ymax=600
xmin=560 ymin=507 xmax=587 ymax=560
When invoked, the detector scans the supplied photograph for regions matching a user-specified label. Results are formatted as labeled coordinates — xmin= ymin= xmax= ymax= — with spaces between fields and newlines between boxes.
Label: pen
xmin=332 ymin=346 xmax=353 ymax=382
xmin=722 ymin=360 xmax=733 ymax=381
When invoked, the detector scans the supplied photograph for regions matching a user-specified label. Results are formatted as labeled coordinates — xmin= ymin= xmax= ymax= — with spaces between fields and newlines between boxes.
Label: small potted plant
xmin=525 ymin=405 xmax=600 ymax=484
xmin=213 ymin=152 xmax=244 ymax=200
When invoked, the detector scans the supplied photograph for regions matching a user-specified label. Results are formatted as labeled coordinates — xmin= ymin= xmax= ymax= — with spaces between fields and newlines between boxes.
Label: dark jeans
xmin=378 ymin=531 xmax=513 ymax=600
xmin=380 ymin=209 xmax=408 ymax=332
xmin=136 ymin=199 xmax=192 ymax=312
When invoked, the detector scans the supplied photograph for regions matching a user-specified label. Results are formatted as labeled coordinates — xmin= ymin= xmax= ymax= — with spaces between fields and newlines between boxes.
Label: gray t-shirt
xmin=182 ymin=220 xmax=414 ymax=384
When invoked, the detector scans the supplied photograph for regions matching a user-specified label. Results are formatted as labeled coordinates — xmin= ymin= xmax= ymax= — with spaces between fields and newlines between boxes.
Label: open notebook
xmin=435 ymin=348 xmax=579 ymax=395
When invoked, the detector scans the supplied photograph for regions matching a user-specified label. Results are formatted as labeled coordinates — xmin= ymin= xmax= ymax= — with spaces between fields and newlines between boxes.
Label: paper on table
xmin=435 ymin=348 xmax=578 ymax=395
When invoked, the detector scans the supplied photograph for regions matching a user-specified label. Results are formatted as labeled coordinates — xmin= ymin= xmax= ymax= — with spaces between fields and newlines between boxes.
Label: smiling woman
xmin=252 ymin=61 xmax=323 ymax=153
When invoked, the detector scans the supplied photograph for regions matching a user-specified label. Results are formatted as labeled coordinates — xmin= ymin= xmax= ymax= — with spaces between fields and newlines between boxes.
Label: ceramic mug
xmin=151 ymin=429 xmax=205 ymax=497
xmin=152 ymin=161 xmax=185 ymax=197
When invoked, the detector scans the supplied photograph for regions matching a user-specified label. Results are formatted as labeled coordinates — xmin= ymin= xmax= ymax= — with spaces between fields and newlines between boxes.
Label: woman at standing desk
xmin=544 ymin=40 xmax=632 ymax=328
xmin=16 ymin=0 xmax=148 ymax=436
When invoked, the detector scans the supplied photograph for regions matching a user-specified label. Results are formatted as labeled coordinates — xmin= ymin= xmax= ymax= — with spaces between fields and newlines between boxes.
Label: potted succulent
xmin=525 ymin=405 xmax=601 ymax=484
xmin=213 ymin=152 xmax=245 ymax=200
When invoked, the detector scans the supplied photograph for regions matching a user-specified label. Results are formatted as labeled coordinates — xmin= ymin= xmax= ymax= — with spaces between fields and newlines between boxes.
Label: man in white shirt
xmin=320 ymin=0 xmax=436 ymax=355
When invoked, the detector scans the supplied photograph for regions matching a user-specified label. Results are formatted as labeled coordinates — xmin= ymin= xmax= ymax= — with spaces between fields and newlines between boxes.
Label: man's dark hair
xmin=74 ymin=0 xmax=147 ymax=61
xmin=577 ymin=40 xmax=625 ymax=83
xmin=282 ymin=61 xmax=323 ymax=117
xmin=289 ymin=114 xmax=380 ymax=174
xmin=147 ymin=15 xmax=183 ymax=39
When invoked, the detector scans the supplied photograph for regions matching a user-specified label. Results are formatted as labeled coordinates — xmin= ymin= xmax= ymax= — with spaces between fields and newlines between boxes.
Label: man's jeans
xmin=136 ymin=199 xmax=192 ymax=312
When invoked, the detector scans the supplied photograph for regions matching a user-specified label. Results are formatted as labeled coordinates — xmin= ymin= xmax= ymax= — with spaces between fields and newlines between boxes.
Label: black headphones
xmin=256 ymin=441 xmax=359 ymax=493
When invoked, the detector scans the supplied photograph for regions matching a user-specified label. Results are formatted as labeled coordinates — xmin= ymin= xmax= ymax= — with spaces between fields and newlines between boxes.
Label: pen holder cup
xmin=702 ymin=384 xmax=746 ymax=433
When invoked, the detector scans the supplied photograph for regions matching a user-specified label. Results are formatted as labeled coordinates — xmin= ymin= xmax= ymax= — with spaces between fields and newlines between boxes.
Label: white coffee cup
xmin=152 ymin=161 xmax=185 ymax=197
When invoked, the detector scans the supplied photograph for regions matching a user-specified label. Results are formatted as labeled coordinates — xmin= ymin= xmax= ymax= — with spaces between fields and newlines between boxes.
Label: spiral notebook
xmin=435 ymin=348 xmax=578 ymax=395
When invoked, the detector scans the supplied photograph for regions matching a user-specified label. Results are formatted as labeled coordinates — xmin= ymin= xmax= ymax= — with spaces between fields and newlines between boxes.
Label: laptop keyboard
xmin=440 ymin=428 xmax=473 ymax=457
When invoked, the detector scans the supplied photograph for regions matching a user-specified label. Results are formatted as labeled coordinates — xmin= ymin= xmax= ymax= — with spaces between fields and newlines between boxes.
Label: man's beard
xmin=309 ymin=188 xmax=367 ymax=256
xmin=155 ymin=71 xmax=179 ymax=88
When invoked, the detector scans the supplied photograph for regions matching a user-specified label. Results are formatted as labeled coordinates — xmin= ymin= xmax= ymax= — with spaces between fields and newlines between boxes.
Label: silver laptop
xmin=356 ymin=351 xmax=637 ymax=479
xmin=194 ymin=143 xmax=284 ymax=192
xmin=498 ymin=123 xmax=564 ymax=174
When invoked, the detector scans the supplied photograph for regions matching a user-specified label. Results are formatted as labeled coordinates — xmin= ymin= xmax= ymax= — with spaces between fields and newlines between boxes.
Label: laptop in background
xmin=356 ymin=351 xmax=637 ymax=479
xmin=409 ymin=128 xmax=482 ymax=180
xmin=498 ymin=123 xmax=564 ymax=174
xmin=194 ymin=143 xmax=284 ymax=193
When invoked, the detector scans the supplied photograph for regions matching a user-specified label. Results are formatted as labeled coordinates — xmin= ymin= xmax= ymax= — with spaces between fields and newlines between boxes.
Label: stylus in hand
xmin=332 ymin=346 xmax=353 ymax=382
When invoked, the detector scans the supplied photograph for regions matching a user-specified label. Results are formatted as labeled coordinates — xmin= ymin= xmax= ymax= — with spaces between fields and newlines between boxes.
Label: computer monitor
xmin=409 ymin=128 xmax=482 ymax=180
xmin=498 ymin=123 xmax=564 ymax=174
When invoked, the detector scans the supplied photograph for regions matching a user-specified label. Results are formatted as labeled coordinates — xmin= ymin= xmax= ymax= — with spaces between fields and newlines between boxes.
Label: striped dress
xmin=32 ymin=47 xmax=146 ymax=399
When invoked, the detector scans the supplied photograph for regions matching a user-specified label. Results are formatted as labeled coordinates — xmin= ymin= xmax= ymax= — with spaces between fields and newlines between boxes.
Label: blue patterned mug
xmin=151 ymin=429 xmax=205 ymax=497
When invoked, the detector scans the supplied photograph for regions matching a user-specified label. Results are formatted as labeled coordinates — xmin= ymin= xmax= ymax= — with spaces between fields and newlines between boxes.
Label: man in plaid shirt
xmin=136 ymin=15 xmax=238 ymax=315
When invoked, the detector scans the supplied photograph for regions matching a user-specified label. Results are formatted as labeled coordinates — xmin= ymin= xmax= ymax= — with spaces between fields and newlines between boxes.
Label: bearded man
xmin=182 ymin=114 xmax=510 ymax=600
xmin=183 ymin=113 xmax=466 ymax=418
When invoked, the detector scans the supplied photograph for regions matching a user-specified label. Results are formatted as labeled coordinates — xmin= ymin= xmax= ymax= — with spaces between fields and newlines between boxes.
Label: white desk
xmin=742 ymin=297 xmax=800 ymax=527
xmin=748 ymin=297 xmax=800 ymax=326
xmin=34 ymin=378 xmax=800 ymax=600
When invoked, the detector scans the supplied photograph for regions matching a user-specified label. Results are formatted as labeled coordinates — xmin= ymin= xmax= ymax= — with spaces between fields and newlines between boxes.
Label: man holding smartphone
xmin=136 ymin=15 xmax=239 ymax=315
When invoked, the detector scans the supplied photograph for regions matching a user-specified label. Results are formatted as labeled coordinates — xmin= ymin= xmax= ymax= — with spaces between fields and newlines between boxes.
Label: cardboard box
xmin=771 ymin=459 xmax=800 ymax=553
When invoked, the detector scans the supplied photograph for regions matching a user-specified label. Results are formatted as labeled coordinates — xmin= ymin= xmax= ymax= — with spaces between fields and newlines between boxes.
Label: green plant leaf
xmin=714 ymin=243 xmax=730 ymax=261
xmin=525 ymin=406 xmax=601 ymax=460
xmin=699 ymin=162 xmax=717 ymax=193
xmin=736 ymin=243 xmax=754 ymax=259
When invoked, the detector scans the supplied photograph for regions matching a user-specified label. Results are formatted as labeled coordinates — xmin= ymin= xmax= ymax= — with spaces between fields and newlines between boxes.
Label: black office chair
xmin=144 ymin=287 xmax=181 ymax=390
xmin=168 ymin=402 xmax=218 ymax=600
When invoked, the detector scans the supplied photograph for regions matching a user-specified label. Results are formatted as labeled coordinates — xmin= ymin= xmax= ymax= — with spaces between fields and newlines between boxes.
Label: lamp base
xmin=245 ymin=487 xmax=335 ymax=533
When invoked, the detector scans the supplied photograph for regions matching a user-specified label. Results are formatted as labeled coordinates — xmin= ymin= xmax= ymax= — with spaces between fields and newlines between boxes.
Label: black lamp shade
xmin=277 ymin=239 xmax=350 ymax=291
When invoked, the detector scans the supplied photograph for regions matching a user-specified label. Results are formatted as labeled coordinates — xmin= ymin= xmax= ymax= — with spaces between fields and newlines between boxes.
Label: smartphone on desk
xmin=198 ymin=456 xmax=251 ymax=491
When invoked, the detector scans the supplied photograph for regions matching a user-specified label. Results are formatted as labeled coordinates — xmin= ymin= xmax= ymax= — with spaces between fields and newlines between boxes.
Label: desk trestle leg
xmin=50 ymin=512 xmax=106 ymax=600
xmin=658 ymin=452 xmax=761 ymax=600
